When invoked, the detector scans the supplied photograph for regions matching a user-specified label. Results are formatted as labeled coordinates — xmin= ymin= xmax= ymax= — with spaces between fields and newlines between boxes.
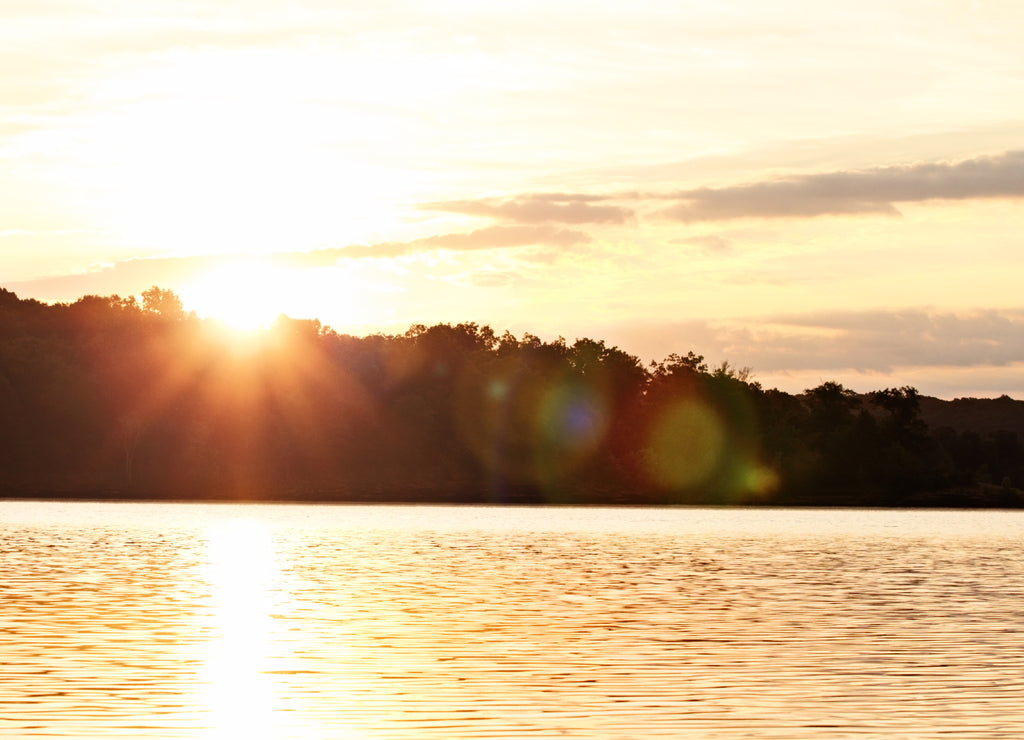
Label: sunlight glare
xmin=199 ymin=518 xmax=284 ymax=740
xmin=76 ymin=48 xmax=417 ymax=256
xmin=181 ymin=260 xmax=284 ymax=330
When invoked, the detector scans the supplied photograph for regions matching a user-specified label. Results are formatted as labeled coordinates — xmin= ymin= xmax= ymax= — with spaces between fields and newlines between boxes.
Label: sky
xmin=3 ymin=0 xmax=1024 ymax=398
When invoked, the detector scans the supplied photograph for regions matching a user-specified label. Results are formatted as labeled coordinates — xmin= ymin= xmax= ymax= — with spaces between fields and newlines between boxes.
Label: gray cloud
xmin=607 ymin=309 xmax=1024 ymax=377
xmin=423 ymin=194 xmax=634 ymax=225
xmin=753 ymin=309 xmax=1024 ymax=371
xmin=660 ymin=150 xmax=1024 ymax=222
xmin=415 ymin=224 xmax=591 ymax=249
xmin=427 ymin=151 xmax=1024 ymax=229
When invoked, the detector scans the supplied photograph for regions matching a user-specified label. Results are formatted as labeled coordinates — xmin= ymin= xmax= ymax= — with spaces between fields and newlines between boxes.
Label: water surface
xmin=2 ymin=502 xmax=1023 ymax=738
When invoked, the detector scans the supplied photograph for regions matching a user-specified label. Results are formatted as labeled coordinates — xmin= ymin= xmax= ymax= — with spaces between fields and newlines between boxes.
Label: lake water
xmin=2 ymin=502 xmax=1023 ymax=739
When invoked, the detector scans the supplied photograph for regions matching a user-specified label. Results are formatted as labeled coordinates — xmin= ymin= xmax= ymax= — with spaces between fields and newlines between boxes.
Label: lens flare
xmin=644 ymin=398 xmax=726 ymax=490
xmin=456 ymin=365 xmax=611 ymax=489
xmin=536 ymin=383 xmax=608 ymax=457
xmin=739 ymin=462 xmax=781 ymax=498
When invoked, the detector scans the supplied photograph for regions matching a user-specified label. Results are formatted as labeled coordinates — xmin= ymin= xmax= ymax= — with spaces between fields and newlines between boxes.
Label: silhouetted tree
xmin=141 ymin=286 xmax=185 ymax=319
xmin=0 ymin=287 xmax=1021 ymax=505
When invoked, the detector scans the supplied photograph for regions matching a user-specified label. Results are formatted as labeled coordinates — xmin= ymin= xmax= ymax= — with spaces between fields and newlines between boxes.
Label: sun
xmin=181 ymin=259 xmax=284 ymax=330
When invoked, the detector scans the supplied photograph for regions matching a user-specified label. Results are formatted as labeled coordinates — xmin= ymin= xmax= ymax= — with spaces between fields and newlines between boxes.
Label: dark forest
xmin=2 ymin=287 xmax=1022 ymax=507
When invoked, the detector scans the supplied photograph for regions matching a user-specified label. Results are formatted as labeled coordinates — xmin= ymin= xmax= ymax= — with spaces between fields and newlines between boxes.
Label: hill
xmin=919 ymin=395 xmax=1024 ymax=437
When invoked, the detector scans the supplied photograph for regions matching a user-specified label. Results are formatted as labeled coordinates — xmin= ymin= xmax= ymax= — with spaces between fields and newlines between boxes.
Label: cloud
xmin=673 ymin=234 xmax=734 ymax=254
xmin=415 ymin=224 xmax=591 ymax=249
xmin=3 ymin=225 xmax=590 ymax=300
xmin=281 ymin=225 xmax=592 ymax=265
xmin=599 ymin=309 xmax=1024 ymax=383
xmin=423 ymin=194 xmax=634 ymax=225
xmin=659 ymin=150 xmax=1024 ymax=222
xmin=753 ymin=309 xmax=1024 ymax=371
xmin=432 ymin=151 xmax=1024 ymax=229
xmin=2 ymin=255 xmax=225 ymax=301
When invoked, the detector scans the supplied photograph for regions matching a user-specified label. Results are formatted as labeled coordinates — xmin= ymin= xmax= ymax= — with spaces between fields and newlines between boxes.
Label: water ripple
xmin=2 ymin=503 xmax=1023 ymax=738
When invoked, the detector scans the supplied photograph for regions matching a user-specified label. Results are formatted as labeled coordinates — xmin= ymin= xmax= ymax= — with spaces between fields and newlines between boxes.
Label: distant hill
xmin=918 ymin=395 xmax=1024 ymax=437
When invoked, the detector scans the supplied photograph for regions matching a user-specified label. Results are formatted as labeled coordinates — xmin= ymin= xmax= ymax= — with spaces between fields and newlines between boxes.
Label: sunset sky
xmin=3 ymin=1 xmax=1023 ymax=398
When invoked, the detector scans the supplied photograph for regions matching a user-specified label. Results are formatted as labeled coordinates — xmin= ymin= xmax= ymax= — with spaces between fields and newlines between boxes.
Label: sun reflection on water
xmin=198 ymin=519 xmax=285 ymax=740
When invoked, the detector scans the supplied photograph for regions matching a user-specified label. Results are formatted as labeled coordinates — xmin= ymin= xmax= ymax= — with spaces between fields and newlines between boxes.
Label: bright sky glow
xmin=181 ymin=259 xmax=290 ymax=329
xmin=3 ymin=1 xmax=1024 ymax=397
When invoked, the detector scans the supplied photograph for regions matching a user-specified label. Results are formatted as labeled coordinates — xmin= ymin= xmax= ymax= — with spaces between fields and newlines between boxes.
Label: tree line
xmin=1 ymin=287 xmax=1021 ymax=506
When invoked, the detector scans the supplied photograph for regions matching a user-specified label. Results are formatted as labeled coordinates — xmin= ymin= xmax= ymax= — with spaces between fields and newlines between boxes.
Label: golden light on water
xmin=199 ymin=519 xmax=285 ymax=740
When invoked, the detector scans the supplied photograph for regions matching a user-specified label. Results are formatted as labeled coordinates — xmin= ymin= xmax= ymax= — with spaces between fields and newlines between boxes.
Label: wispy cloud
xmin=658 ymin=150 xmax=1024 ymax=222
xmin=419 ymin=151 xmax=1024 ymax=230
xmin=673 ymin=234 xmax=734 ymax=254
xmin=3 ymin=225 xmax=590 ymax=298
xmin=423 ymin=194 xmax=634 ymax=225
xmin=2 ymin=255 xmax=224 ymax=300
xmin=281 ymin=225 xmax=591 ymax=265
xmin=416 ymin=224 xmax=591 ymax=249
xmin=754 ymin=309 xmax=1024 ymax=371
xmin=610 ymin=309 xmax=1024 ymax=375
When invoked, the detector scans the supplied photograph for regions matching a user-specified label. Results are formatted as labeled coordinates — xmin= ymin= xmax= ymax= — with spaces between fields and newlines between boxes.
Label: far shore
xmin=4 ymin=482 xmax=1023 ymax=509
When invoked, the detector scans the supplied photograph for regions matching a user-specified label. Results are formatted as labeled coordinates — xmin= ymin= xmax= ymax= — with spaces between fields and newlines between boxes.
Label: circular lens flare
xmin=644 ymin=399 xmax=725 ymax=490
xmin=536 ymin=383 xmax=608 ymax=456
xmin=455 ymin=365 xmax=611 ymax=488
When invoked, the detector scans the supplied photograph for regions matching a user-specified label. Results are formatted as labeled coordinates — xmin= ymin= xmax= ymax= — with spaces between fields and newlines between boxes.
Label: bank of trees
xmin=1 ymin=287 xmax=1021 ymax=506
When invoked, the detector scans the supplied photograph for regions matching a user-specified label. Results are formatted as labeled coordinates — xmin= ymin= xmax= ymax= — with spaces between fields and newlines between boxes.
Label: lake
xmin=2 ymin=501 xmax=1023 ymax=739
